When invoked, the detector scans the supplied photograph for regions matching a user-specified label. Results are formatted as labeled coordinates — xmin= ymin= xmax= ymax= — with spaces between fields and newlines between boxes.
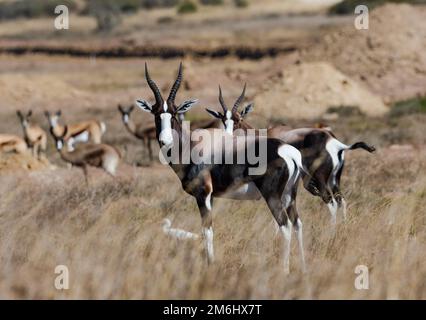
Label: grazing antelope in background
xmin=16 ymin=110 xmax=47 ymax=159
xmin=117 ymin=104 xmax=156 ymax=162
xmin=206 ymin=84 xmax=375 ymax=226
xmin=44 ymin=110 xmax=106 ymax=150
xmin=135 ymin=63 xmax=306 ymax=273
xmin=0 ymin=134 xmax=28 ymax=154
xmin=51 ymin=126 xmax=121 ymax=184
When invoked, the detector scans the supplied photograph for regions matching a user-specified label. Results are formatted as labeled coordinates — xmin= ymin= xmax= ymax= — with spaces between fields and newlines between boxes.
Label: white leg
xmin=327 ymin=198 xmax=338 ymax=226
xmin=202 ymin=227 xmax=214 ymax=264
xmin=341 ymin=198 xmax=347 ymax=221
xmin=280 ymin=222 xmax=292 ymax=274
xmin=295 ymin=218 xmax=306 ymax=273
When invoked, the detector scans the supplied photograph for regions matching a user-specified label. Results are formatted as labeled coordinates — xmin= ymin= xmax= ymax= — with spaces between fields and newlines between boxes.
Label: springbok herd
xmin=0 ymin=63 xmax=376 ymax=274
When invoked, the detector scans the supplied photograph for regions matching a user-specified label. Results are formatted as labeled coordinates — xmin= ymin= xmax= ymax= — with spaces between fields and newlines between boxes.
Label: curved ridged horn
xmin=232 ymin=83 xmax=246 ymax=113
xmin=167 ymin=62 xmax=183 ymax=108
xmin=218 ymin=85 xmax=227 ymax=113
xmin=145 ymin=62 xmax=163 ymax=107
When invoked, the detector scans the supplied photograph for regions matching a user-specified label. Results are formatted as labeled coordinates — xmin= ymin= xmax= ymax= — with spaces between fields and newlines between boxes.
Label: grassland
xmin=0 ymin=1 xmax=425 ymax=299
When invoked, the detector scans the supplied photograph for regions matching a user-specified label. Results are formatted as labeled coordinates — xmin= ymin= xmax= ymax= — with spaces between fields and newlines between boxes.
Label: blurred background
xmin=0 ymin=0 xmax=425 ymax=299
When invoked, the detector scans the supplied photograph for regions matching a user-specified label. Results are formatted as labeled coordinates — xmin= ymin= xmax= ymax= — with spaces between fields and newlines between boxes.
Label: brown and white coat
xmin=206 ymin=84 xmax=375 ymax=226
xmin=135 ymin=63 xmax=306 ymax=273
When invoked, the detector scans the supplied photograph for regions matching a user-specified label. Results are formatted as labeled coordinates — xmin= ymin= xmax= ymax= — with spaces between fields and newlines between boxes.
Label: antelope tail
xmin=348 ymin=142 xmax=376 ymax=153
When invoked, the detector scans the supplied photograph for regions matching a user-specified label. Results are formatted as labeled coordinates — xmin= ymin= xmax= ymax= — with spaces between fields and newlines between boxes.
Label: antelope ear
xmin=44 ymin=110 xmax=50 ymax=117
xmin=205 ymin=108 xmax=222 ymax=119
xmin=117 ymin=104 xmax=123 ymax=112
xmin=177 ymin=99 xmax=198 ymax=114
xmin=129 ymin=105 xmax=135 ymax=113
xmin=27 ymin=110 xmax=32 ymax=117
xmin=240 ymin=103 xmax=254 ymax=118
xmin=16 ymin=110 xmax=22 ymax=118
xmin=56 ymin=110 xmax=62 ymax=116
xmin=135 ymin=99 xmax=152 ymax=113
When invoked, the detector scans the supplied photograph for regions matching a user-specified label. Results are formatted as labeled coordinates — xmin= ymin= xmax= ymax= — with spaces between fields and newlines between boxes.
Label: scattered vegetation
xmin=329 ymin=0 xmax=426 ymax=15
xmin=327 ymin=105 xmax=364 ymax=117
xmin=390 ymin=96 xmax=426 ymax=117
xmin=234 ymin=0 xmax=249 ymax=8
xmin=86 ymin=0 xmax=122 ymax=32
xmin=200 ymin=0 xmax=224 ymax=5
xmin=177 ymin=0 xmax=198 ymax=14
xmin=0 ymin=0 xmax=77 ymax=20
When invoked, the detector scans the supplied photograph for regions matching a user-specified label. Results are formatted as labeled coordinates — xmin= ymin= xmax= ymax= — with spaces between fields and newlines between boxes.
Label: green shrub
xmin=200 ymin=0 xmax=224 ymax=5
xmin=142 ymin=0 xmax=179 ymax=9
xmin=390 ymin=97 xmax=426 ymax=117
xmin=234 ymin=0 xmax=249 ymax=8
xmin=177 ymin=0 xmax=198 ymax=14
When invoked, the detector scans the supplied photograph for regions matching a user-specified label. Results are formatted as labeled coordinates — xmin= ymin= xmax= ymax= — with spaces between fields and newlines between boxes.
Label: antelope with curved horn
xmin=206 ymin=84 xmax=375 ymax=226
xmin=135 ymin=63 xmax=306 ymax=274
xmin=51 ymin=126 xmax=121 ymax=184
xmin=118 ymin=104 xmax=156 ymax=162
xmin=16 ymin=110 xmax=47 ymax=159
xmin=0 ymin=134 xmax=28 ymax=154
xmin=44 ymin=110 xmax=106 ymax=150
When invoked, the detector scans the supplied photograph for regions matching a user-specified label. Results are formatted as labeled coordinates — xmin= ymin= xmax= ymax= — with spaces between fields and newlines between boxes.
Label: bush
xmin=200 ymin=0 xmax=224 ymax=5
xmin=329 ymin=0 xmax=426 ymax=15
xmin=0 ymin=0 xmax=77 ymax=20
xmin=87 ymin=0 xmax=122 ymax=32
xmin=177 ymin=0 xmax=198 ymax=14
xmin=141 ymin=0 xmax=179 ymax=9
xmin=234 ymin=0 xmax=249 ymax=8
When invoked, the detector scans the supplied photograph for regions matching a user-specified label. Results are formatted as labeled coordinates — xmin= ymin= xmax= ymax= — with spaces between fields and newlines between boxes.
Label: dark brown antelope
xmin=135 ymin=63 xmax=306 ymax=273
xmin=45 ymin=110 xmax=106 ymax=150
xmin=206 ymin=84 xmax=376 ymax=226
xmin=117 ymin=104 xmax=156 ymax=162
xmin=51 ymin=126 xmax=121 ymax=184
xmin=16 ymin=110 xmax=47 ymax=159
xmin=0 ymin=134 xmax=28 ymax=154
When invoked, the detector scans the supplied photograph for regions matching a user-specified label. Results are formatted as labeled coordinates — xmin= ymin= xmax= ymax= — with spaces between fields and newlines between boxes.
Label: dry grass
xmin=0 ymin=144 xmax=424 ymax=299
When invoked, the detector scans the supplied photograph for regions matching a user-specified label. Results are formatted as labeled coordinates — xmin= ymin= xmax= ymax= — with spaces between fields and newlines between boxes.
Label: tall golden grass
xmin=0 ymin=146 xmax=424 ymax=299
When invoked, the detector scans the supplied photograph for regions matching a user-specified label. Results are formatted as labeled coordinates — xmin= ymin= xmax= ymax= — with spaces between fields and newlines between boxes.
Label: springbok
xmin=0 ymin=134 xmax=28 ymax=154
xmin=45 ymin=110 xmax=106 ymax=150
xmin=135 ymin=63 xmax=306 ymax=273
xmin=51 ymin=126 xmax=121 ymax=184
xmin=16 ymin=110 xmax=47 ymax=159
xmin=206 ymin=84 xmax=376 ymax=225
xmin=117 ymin=104 xmax=157 ymax=162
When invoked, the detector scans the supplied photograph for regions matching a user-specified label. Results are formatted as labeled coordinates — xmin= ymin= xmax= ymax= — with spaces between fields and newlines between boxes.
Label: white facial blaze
xmin=159 ymin=113 xmax=173 ymax=146
xmin=123 ymin=114 xmax=129 ymax=124
xmin=56 ymin=140 xmax=63 ymax=150
xmin=224 ymin=110 xmax=234 ymax=134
